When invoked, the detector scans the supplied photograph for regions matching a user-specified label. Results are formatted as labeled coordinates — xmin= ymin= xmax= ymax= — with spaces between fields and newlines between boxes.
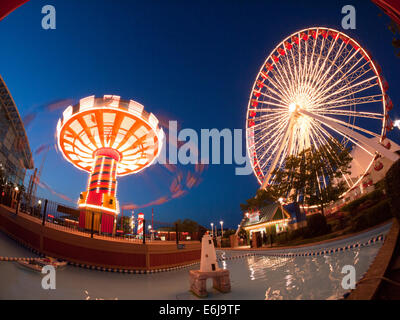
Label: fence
xmin=0 ymin=185 xmax=202 ymax=244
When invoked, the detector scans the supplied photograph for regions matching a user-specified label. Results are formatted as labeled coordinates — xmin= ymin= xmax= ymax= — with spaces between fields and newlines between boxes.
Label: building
xmin=0 ymin=75 xmax=33 ymax=185
xmin=242 ymin=202 xmax=306 ymax=239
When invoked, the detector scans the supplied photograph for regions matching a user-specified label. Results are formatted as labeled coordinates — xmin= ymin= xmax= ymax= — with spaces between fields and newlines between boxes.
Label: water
xmin=0 ymin=223 xmax=391 ymax=300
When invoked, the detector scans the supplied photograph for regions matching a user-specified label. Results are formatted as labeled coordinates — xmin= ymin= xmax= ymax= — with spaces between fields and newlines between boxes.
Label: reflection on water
xmin=227 ymin=247 xmax=377 ymax=300
xmin=0 ymin=224 xmax=388 ymax=300
xmin=84 ymin=290 xmax=118 ymax=300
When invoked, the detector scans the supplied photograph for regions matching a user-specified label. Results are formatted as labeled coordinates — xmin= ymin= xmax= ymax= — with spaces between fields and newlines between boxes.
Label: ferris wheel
xmin=246 ymin=27 xmax=399 ymax=193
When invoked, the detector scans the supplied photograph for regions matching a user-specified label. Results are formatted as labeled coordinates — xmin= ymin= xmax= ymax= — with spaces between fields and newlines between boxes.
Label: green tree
xmin=240 ymin=188 xmax=278 ymax=212
xmin=174 ymin=218 xmax=206 ymax=233
xmin=388 ymin=20 xmax=400 ymax=57
xmin=120 ymin=216 xmax=132 ymax=234
xmin=385 ymin=158 xmax=400 ymax=221
xmin=270 ymin=139 xmax=352 ymax=215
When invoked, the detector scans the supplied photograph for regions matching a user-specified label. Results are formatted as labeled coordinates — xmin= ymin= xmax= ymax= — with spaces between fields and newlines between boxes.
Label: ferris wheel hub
xmin=288 ymin=103 xmax=297 ymax=113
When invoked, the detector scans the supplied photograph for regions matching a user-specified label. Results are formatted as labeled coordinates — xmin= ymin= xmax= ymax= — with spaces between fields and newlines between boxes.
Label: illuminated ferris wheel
xmin=246 ymin=27 xmax=398 ymax=193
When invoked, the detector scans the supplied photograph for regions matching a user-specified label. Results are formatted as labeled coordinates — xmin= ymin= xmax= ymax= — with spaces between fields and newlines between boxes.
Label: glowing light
xmin=288 ymin=103 xmax=296 ymax=113
xmin=78 ymin=203 xmax=117 ymax=214
xmin=394 ymin=120 xmax=400 ymax=130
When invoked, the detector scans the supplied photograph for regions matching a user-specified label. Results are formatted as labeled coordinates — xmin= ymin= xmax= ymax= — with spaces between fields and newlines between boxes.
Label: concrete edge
xmin=346 ymin=218 xmax=399 ymax=300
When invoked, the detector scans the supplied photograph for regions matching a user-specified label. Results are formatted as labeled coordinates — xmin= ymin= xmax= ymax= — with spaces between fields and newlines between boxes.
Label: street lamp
xmin=210 ymin=222 xmax=214 ymax=237
xmin=220 ymin=220 xmax=224 ymax=237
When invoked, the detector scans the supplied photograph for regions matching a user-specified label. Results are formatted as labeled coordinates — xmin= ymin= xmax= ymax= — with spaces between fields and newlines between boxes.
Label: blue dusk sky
xmin=0 ymin=0 xmax=399 ymax=228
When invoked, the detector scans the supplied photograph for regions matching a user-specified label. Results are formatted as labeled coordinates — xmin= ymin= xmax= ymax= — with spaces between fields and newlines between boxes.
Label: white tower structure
xmin=200 ymin=233 xmax=218 ymax=272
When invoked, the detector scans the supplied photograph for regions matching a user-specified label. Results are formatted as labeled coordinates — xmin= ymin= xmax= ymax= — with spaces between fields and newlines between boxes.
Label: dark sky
xmin=0 ymin=0 xmax=399 ymax=228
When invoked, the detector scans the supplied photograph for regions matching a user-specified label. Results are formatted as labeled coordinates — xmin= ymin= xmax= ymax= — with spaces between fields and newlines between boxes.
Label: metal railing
xmin=0 ymin=187 xmax=201 ymax=244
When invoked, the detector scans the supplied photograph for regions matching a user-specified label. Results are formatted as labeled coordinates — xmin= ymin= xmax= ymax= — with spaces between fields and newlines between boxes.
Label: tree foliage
xmin=240 ymin=188 xmax=278 ymax=212
xmin=388 ymin=20 xmax=400 ymax=57
xmin=385 ymin=159 xmax=400 ymax=221
xmin=269 ymin=139 xmax=352 ymax=214
xmin=174 ymin=218 xmax=207 ymax=233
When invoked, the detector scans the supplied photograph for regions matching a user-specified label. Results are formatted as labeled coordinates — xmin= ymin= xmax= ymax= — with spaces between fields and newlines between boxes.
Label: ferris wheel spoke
xmin=303 ymin=109 xmax=396 ymax=160
xmin=324 ymin=64 xmax=376 ymax=98
xmin=314 ymin=75 xmax=378 ymax=107
xmin=305 ymin=34 xmax=319 ymax=83
xmin=255 ymin=99 xmax=290 ymax=109
xmin=306 ymin=35 xmax=328 ymax=90
xmin=308 ymin=129 xmax=331 ymax=188
xmin=312 ymin=56 xmax=370 ymax=103
xmin=257 ymin=90 xmax=289 ymax=106
xmin=251 ymin=107 xmax=288 ymax=113
xmin=268 ymin=67 xmax=295 ymax=102
xmin=312 ymin=116 xmax=372 ymax=157
xmin=311 ymin=37 xmax=340 ymax=91
xmin=315 ymin=110 xmax=383 ymax=121
xmin=257 ymin=124 xmax=289 ymax=163
xmin=310 ymin=124 xmax=354 ymax=188
xmin=283 ymin=48 xmax=299 ymax=96
xmin=274 ymin=54 xmax=297 ymax=99
xmin=313 ymin=41 xmax=347 ymax=95
xmin=253 ymin=115 xmax=288 ymax=131
xmin=299 ymin=37 xmax=310 ymax=97
xmin=252 ymin=113 xmax=288 ymax=131
xmin=312 ymin=40 xmax=357 ymax=91
xmin=253 ymin=120 xmax=288 ymax=146
xmin=313 ymin=124 xmax=360 ymax=189
xmin=255 ymin=120 xmax=288 ymax=153
xmin=259 ymin=131 xmax=288 ymax=172
xmin=263 ymin=76 xmax=292 ymax=104
xmin=313 ymin=94 xmax=383 ymax=111
xmin=313 ymin=113 xmax=381 ymax=138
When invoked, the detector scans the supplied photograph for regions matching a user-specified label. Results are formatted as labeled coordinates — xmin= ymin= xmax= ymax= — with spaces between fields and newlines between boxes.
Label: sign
xmin=248 ymin=211 xmax=260 ymax=223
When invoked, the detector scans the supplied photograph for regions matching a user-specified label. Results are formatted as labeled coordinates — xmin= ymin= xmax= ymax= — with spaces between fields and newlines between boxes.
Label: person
xmin=262 ymin=232 xmax=267 ymax=246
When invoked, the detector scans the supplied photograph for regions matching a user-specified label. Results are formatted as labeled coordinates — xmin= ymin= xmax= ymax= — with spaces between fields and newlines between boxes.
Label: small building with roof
xmin=241 ymin=202 xmax=306 ymax=239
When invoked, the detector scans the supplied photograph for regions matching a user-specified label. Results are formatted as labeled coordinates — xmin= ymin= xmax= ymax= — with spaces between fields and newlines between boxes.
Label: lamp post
xmin=35 ymin=200 xmax=42 ymax=218
xmin=220 ymin=220 xmax=224 ymax=238
xmin=14 ymin=186 xmax=19 ymax=215
xmin=210 ymin=222 xmax=214 ymax=237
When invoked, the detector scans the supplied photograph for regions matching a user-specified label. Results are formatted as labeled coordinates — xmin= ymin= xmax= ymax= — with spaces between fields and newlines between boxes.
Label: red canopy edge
xmin=0 ymin=0 xmax=30 ymax=21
